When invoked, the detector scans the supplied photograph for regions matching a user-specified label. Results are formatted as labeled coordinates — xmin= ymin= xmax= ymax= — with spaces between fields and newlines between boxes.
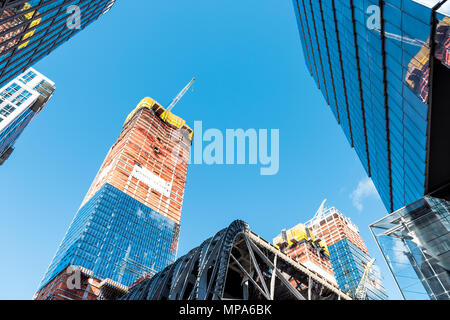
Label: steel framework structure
xmin=122 ymin=220 xmax=351 ymax=300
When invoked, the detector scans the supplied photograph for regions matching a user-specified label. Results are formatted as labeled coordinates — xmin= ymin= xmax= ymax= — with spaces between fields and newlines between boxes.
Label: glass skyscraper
xmin=35 ymin=97 xmax=193 ymax=299
xmin=292 ymin=0 xmax=450 ymax=212
xmin=0 ymin=0 xmax=115 ymax=88
xmin=306 ymin=205 xmax=388 ymax=300
xmin=0 ymin=67 xmax=54 ymax=165
xmin=328 ymin=239 xmax=387 ymax=300
xmin=292 ymin=0 xmax=450 ymax=299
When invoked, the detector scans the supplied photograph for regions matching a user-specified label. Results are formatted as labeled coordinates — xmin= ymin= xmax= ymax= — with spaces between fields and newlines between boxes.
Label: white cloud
xmin=350 ymin=178 xmax=377 ymax=212
xmin=392 ymin=238 xmax=409 ymax=265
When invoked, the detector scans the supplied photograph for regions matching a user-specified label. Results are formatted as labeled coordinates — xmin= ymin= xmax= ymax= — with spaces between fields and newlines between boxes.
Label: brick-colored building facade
xmin=34 ymin=265 xmax=128 ymax=300
xmin=306 ymin=207 xmax=368 ymax=254
xmin=81 ymin=97 xmax=192 ymax=225
xmin=273 ymin=223 xmax=337 ymax=286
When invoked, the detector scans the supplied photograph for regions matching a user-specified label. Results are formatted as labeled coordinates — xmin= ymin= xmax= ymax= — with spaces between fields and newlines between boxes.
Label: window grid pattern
xmin=0 ymin=0 xmax=115 ymax=88
xmin=11 ymin=88 xmax=30 ymax=105
xmin=0 ymin=68 xmax=54 ymax=161
xmin=19 ymin=69 xmax=36 ymax=83
xmin=306 ymin=206 xmax=388 ymax=299
xmin=38 ymin=183 xmax=180 ymax=291
xmin=0 ymin=106 xmax=34 ymax=154
xmin=371 ymin=193 xmax=450 ymax=300
xmin=292 ymin=0 xmax=450 ymax=212
xmin=329 ymin=238 xmax=388 ymax=300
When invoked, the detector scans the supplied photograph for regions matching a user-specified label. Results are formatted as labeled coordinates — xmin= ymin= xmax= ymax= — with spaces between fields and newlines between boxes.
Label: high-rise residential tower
xmin=0 ymin=0 xmax=115 ymax=87
xmin=305 ymin=203 xmax=388 ymax=300
xmin=0 ymin=67 xmax=54 ymax=165
xmin=35 ymin=97 xmax=193 ymax=300
xmin=292 ymin=0 xmax=450 ymax=299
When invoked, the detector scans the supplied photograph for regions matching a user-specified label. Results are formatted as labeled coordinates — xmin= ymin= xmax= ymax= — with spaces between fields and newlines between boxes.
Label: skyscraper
xmin=0 ymin=0 xmax=115 ymax=87
xmin=0 ymin=67 xmax=54 ymax=165
xmin=35 ymin=97 xmax=193 ymax=300
xmin=305 ymin=203 xmax=388 ymax=300
xmin=292 ymin=0 xmax=450 ymax=299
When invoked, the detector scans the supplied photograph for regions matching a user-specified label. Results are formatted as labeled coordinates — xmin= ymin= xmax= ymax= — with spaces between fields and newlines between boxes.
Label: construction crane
xmin=312 ymin=199 xmax=327 ymax=220
xmin=305 ymin=199 xmax=328 ymax=228
xmin=354 ymin=258 xmax=376 ymax=300
xmin=166 ymin=77 xmax=195 ymax=113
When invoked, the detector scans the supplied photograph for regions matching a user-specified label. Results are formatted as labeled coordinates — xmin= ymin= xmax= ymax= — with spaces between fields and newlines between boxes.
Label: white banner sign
xmin=131 ymin=165 xmax=172 ymax=198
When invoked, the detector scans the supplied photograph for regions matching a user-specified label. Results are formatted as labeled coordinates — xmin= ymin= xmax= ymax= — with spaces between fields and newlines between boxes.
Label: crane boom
xmin=354 ymin=258 xmax=376 ymax=300
xmin=166 ymin=77 xmax=195 ymax=113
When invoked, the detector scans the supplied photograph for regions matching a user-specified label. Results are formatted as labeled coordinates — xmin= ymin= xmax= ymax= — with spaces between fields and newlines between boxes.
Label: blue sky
xmin=0 ymin=1 xmax=402 ymax=299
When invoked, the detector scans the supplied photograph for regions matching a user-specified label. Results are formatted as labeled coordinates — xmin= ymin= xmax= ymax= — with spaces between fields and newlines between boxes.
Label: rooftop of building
xmin=305 ymin=202 xmax=359 ymax=235
xmin=124 ymin=97 xmax=193 ymax=141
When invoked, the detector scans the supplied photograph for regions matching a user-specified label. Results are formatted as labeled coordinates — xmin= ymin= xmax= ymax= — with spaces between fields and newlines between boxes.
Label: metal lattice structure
xmin=122 ymin=220 xmax=352 ymax=300
xmin=354 ymin=258 xmax=376 ymax=300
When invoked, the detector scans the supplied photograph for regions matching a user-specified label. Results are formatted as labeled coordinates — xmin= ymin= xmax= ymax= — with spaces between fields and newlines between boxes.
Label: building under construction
xmin=122 ymin=220 xmax=352 ymax=300
xmin=35 ymin=87 xmax=194 ymax=299
xmin=273 ymin=224 xmax=336 ymax=287
xmin=305 ymin=201 xmax=388 ymax=300
xmin=34 ymin=265 xmax=128 ymax=300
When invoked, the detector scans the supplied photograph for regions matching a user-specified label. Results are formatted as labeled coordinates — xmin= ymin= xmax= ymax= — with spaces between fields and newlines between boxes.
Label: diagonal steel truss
xmin=122 ymin=220 xmax=352 ymax=300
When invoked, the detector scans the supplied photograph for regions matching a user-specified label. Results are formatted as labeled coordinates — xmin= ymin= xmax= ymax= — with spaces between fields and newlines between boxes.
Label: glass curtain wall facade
xmin=0 ymin=0 xmax=115 ymax=88
xmin=370 ymin=185 xmax=450 ymax=300
xmin=0 ymin=67 xmax=54 ymax=165
xmin=292 ymin=0 xmax=450 ymax=299
xmin=292 ymin=0 xmax=450 ymax=213
xmin=329 ymin=238 xmax=387 ymax=300
xmin=35 ymin=97 xmax=193 ymax=298
xmin=38 ymin=184 xmax=180 ymax=291
xmin=306 ymin=206 xmax=388 ymax=299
